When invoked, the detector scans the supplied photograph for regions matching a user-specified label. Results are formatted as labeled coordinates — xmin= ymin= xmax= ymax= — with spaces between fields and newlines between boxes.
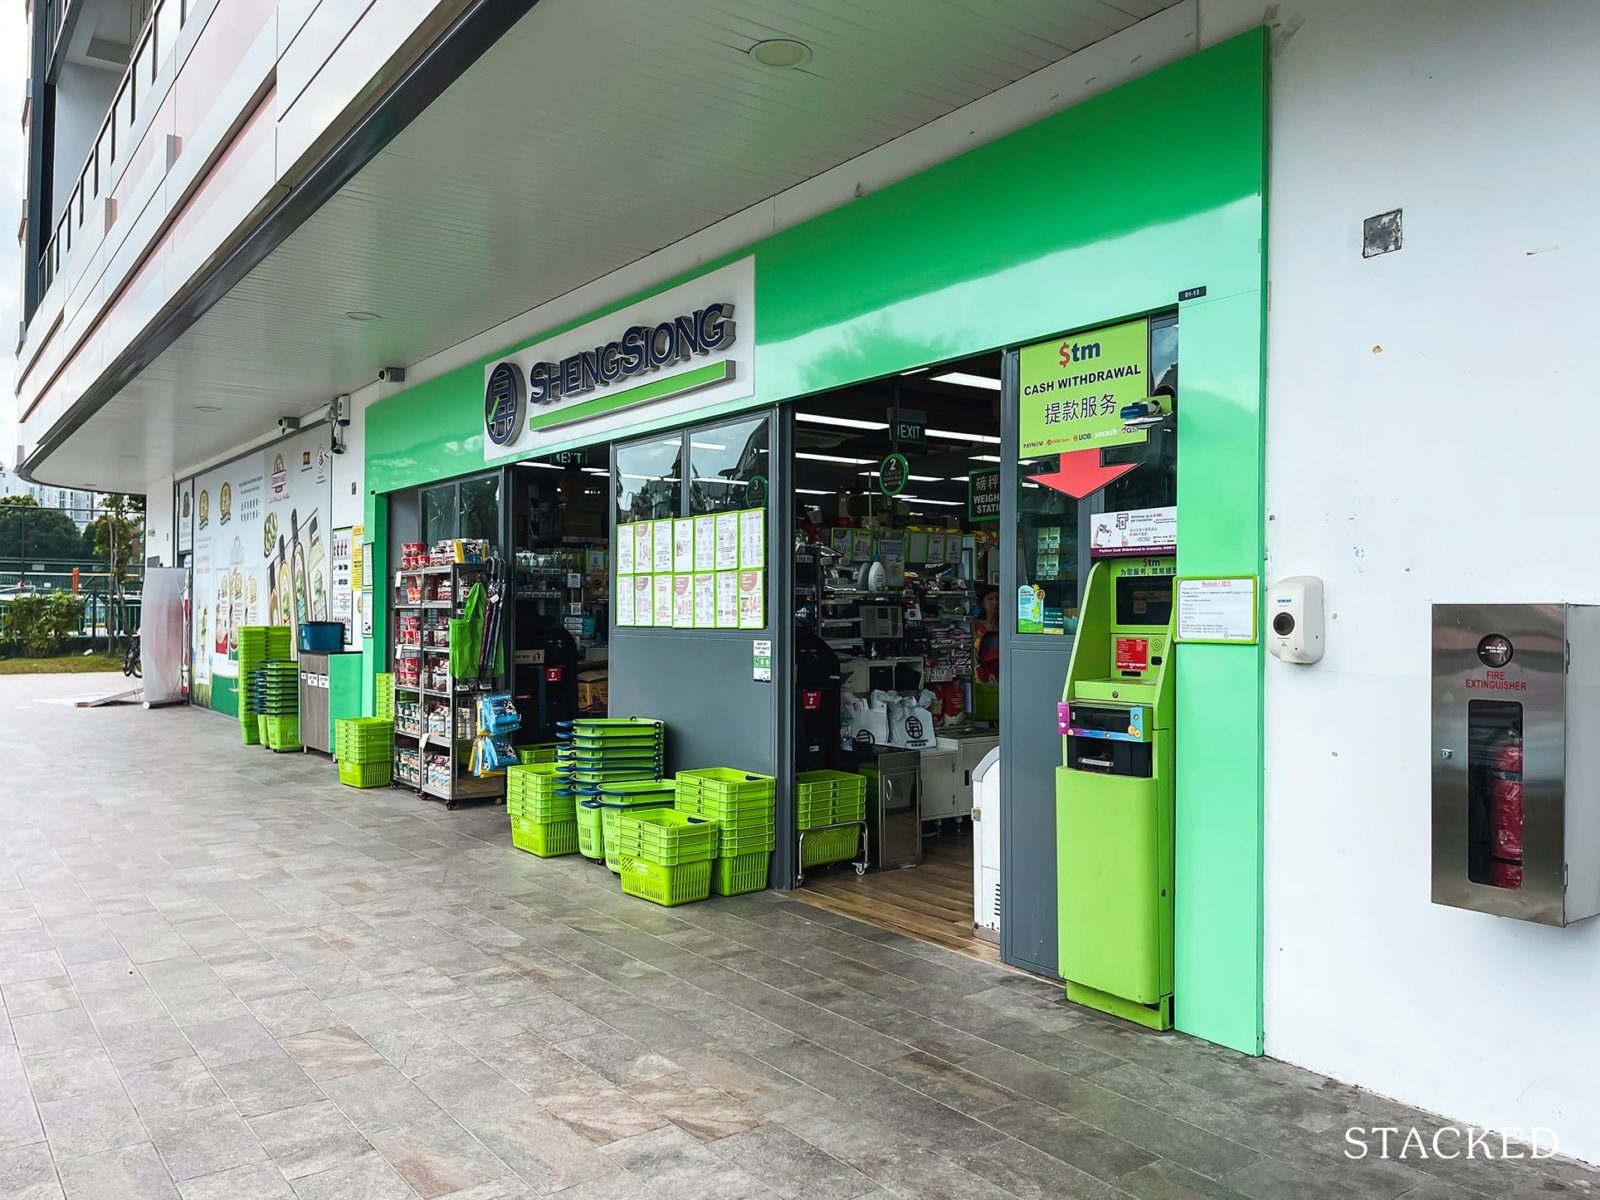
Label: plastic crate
xmin=517 ymin=743 xmax=559 ymax=765
xmin=577 ymin=800 xmax=604 ymax=859
xmin=510 ymin=817 xmax=580 ymax=858
xmin=618 ymin=854 xmax=711 ymax=906
xmin=716 ymin=827 xmax=776 ymax=857
xmin=674 ymin=768 xmax=776 ymax=799
xmin=507 ymin=763 xmax=565 ymax=800
xmin=338 ymin=759 xmax=393 ymax=789
xmin=508 ymin=796 xmax=577 ymax=823
xmin=611 ymin=810 xmax=718 ymax=864
xmin=800 ymin=824 xmax=861 ymax=868
xmin=713 ymin=852 xmax=770 ymax=896
xmin=602 ymin=800 xmax=676 ymax=873
xmin=240 ymin=722 xmax=261 ymax=746
xmin=374 ymin=673 xmax=395 ymax=721
xmin=796 ymin=771 xmax=867 ymax=826
xmin=796 ymin=793 xmax=867 ymax=828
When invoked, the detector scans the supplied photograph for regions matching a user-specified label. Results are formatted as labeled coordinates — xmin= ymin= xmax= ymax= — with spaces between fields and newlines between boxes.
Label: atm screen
xmin=1115 ymin=576 xmax=1174 ymax=627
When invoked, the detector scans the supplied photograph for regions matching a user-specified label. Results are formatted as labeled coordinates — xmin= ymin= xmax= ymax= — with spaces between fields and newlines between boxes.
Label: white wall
xmin=1201 ymin=0 xmax=1600 ymax=1163
xmin=144 ymin=473 xmax=174 ymax=567
xmin=50 ymin=63 xmax=121 ymax=225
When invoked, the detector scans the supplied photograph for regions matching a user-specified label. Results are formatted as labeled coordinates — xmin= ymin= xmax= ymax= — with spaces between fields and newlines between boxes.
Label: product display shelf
xmin=391 ymin=560 xmax=504 ymax=809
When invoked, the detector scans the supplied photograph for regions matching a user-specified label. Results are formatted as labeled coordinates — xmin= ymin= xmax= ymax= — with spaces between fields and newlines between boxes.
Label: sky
xmin=1 ymin=9 xmax=25 ymax=471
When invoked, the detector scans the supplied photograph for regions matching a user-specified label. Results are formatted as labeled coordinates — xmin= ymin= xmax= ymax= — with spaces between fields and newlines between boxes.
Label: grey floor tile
xmin=287 ymin=1149 xmax=416 ymax=1200
xmin=245 ymin=992 xmax=340 ymax=1041
xmin=78 ymin=985 xmax=168 ymax=1030
xmin=1 ymin=951 xmax=69 ymax=987
xmin=100 ymin=1018 xmax=194 ymax=1073
xmin=248 ymin=1099 xmax=371 ymax=1180
xmin=0 ymin=1141 xmax=65 ymax=1200
xmin=56 ymin=1142 xmax=179 ymax=1200
xmin=603 ymin=1125 xmax=768 ymax=1200
xmin=182 ymin=1017 xmax=283 ymax=1071
xmin=142 ymin=1102 xmax=268 ymax=1182
xmin=11 ymin=1011 xmax=100 ymax=1059
xmin=23 ymin=1045 xmax=122 ymax=1104
xmin=368 ymin=1121 xmax=512 ymax=1198
xmin=4 ymin=978 xmax=80 ymax=1018
xmin=278 ymin=1028 xmax=386 ymax=1081
xmin=211 ymin=1055 xmax=324 ymax=1118
xmin=705 ymin=1124 xmax=876 ymax=1200
xmin=120 ymin=1058 xmax=228 ymax=1117
xmin=37 ymin=1088 xmax=147 ymax=1160
xmin=0 ymin=1047 xmax=45 ymax=1150
xmin=871 ymin=1050 xmax=1022 ymax=1116
xmin=176 ymin=1163 xmax=298 ymax=1200
xmin=983 ymin=1098 xmax=1159 ymax=1184
xmin=533 ymin=1074 xmax=670 ymax=1145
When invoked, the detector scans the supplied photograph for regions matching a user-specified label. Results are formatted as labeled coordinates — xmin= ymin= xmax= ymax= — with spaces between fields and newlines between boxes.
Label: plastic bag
xmin=886 ymin=690 xmax=935 ymax=748
xmin=477 ymin=693 xmax=521 ymax=735
xmin=842 ymin=693 xmax=890 ymax=748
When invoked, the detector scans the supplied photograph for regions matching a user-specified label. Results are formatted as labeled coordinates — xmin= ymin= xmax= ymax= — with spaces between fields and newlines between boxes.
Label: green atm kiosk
xmin=1056 ymin=555 xmax=1177 ymax=1029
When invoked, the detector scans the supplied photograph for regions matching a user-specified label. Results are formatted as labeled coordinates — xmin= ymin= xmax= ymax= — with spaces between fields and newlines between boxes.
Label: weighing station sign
xmin=1019 ymin=317 xmax=1151 ymax=456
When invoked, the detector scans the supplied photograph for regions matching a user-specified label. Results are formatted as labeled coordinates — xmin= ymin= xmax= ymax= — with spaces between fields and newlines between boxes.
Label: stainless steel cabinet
xmin=867 ymin=750 xmax=922 ymax=869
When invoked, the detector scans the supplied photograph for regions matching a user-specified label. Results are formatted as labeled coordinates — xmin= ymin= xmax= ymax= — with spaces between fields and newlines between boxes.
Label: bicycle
xmin=122 ymin=631 xmax=141 ymax=679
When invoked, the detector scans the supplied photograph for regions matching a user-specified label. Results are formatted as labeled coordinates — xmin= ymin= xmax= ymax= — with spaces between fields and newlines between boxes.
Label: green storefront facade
xmin=363 ymin=31 xmax=1268 ymax=1053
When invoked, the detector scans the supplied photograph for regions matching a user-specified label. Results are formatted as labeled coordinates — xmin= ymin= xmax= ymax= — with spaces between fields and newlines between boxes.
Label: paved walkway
xmin=1 ymin=673 xmax=1596 ymax=1200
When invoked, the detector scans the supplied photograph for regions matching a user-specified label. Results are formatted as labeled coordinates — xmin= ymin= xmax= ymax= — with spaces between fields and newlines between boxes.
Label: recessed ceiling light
xmin=927 ymin=428 xmax=1001 ymax=444
xmin=796 ymin=452 xmax=874 ymax=465
xmin=970 ymin=454 xmax=1003 ymax=463
xmin=931 ymin=371 xmax=1001 ymax=391
xmin=859 ymin=470 xmax=943 ymax=482
xmin=900 ymin=367 xmax=930 ymax=376
xmin=194 ymin=404 xmax=222 ymax=412
xmin=796 ymin=488 xmax=833 ymax=496
xmin=516 ymin=461 xmax=562 ymax=470
xmin=749 ymin=38 xmax=812 ymax=68
xmin=894 ymin=496 xmax=963 ymax=506
xmin=795 ymin=414 xmax=889 ymax=431
xmin=345 ymin=311 xmax=381 ymax=321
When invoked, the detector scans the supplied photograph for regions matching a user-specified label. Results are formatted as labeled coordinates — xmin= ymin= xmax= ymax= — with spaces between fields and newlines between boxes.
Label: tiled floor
xmin=2 ymin=673 xmax=1597 ymax=1200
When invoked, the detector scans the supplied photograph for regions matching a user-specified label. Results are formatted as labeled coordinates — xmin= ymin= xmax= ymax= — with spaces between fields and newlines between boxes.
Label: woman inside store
xmin=974 ymin=585 xmax=1000 ymax=684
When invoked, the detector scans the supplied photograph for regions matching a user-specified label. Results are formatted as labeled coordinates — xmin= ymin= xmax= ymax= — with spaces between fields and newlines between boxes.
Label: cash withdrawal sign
xmin=1019 ymin=317 xmax=1151 ymax=456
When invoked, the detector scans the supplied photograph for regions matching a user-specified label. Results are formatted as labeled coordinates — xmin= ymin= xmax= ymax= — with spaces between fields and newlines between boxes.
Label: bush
xmin=3 ymin=593 xmax=85 ymax=656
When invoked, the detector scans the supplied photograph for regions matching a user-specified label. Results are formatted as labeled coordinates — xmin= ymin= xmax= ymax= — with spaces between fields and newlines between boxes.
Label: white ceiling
xmin=39 ymin=0 xmax=1180 ymax=490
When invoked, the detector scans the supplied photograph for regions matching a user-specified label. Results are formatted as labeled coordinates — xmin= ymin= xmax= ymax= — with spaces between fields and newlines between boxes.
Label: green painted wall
xmin=365 ymin=30 xmax=1267 ymax=1052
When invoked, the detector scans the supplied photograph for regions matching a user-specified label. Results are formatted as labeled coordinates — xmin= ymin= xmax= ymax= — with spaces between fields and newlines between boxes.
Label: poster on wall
xmin=177 ymin=481 xmax=194 ymax=555
xmin=617 ymin=525 xmax=635 ymax=575
xmin=633 ymin=576 xmax=653 ymax=627
xmin=616 ymin=580 xmax=635 ymax=626
xmin=331 ymin=526 xmax=354 ymax=646
xmin=737 ymin=570 xmax=764 ymax=630
xmin=188 ymin=429 xmax=336 ymax=709
xmin=715 ymin=572 xmax=738 ymax=629
xmin=1091 ymin=506 xmax=1177 ymax=558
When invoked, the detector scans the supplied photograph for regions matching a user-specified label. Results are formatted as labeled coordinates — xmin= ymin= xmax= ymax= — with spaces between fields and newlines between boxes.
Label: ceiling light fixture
xmin=796 ymin=452 xmax=874 ymax=465
xmin=516 ymin=461 xmax=562 ymax=470
xmin=194 ymin=404 xmax=222 ymax=413
xmin=928 ymin=428 xmax=1001 ymax=445
xmin=899 ymin=367 xmax=930 ymax=376
xmin=931 ymin=371 xmax=1001 ymax=391
xmin=894 ymin=496 xmax=963 ymax=506
xmin=970 ymin=454 xmax=1003 ymax=463
xmin=859 ymin=470 xmax=943 ymax=483
xmin=795 ymin=488 xmax=833 ymax=496
xmin=795 ymin=414 xmax=889 ymax=431
xmin=344 ymin=311 xmax=381 ymax=321
xmin=581 ymin=467 xmax=609 ymax=476
xmin=749 ymin=38 xmax=812 ymax=68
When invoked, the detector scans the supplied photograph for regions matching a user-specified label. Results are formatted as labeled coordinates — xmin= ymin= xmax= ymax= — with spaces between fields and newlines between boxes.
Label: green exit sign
xmin=889 ymin=408 xmax=925 ymax=445
xmin=543 ymin=449 xmax=588 ymax=466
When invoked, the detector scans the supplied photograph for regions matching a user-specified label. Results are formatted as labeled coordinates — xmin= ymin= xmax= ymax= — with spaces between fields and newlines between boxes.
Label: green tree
xmin=3 ymin=592 xmax=84 ymax=655
xmin=84 ymin=494 xmax=145 ymax=648
xmin=0 ymin=496 xmax=83 ymax=559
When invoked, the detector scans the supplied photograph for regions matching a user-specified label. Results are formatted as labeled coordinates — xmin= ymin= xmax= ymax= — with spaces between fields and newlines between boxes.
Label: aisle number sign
xmin=1019 ymin=317 xmax=1151 ymax=456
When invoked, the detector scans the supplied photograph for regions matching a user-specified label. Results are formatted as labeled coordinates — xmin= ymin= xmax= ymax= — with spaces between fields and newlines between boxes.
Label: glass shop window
xmin=614 ymin=438 xmax=682 ymax=525
xmin=688 ymin=416 xmax=769 ymax=516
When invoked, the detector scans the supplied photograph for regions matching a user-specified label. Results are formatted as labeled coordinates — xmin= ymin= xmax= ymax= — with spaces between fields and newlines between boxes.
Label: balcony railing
xmin=34 ymin=0 xmax=189 ymax=309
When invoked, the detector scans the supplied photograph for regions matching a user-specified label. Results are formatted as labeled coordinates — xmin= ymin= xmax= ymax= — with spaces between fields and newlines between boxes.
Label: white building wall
xmin=1202 ymin=0 xmax=1600 ymax=1164
xmin=144 ymin=474 xmax=175 ymax=567
xmin=50 ymin=63 xmax=122 ymax=226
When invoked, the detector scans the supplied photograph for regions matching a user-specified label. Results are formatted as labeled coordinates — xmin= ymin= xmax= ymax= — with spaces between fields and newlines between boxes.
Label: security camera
xmin=376 ymin=366 xmax=406 ymax=384
xmin=329 ymin=395 xmax=351 ymax=427
xmin=276 ymin=416 xmax=300 ymax=435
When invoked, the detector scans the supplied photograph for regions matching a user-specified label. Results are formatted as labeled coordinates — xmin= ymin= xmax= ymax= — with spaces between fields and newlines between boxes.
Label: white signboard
xmin=483 ymin=257 xmax=755 ymax=460
xmin=1176 ymin=576 xmax=1258 ymax=644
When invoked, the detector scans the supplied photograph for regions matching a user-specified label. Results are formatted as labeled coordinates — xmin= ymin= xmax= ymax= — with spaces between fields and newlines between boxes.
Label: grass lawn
xmin=0 ymin=653 xmax=126 ymax=675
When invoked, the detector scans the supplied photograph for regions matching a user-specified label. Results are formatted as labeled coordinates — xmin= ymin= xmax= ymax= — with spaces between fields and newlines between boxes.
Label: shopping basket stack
xmin=251 ymin=660 xmax=301 ymax=751
xmin=236 ymin=626 xmax=291 ymax=745
xmin=506 ymin=763 xmax=578 ymax=857
xmin=795 ymin=770 xmax=868 ymax=868
xmin=555 ymin=718 xmax=666 ymax=865
xmin=594 ymin=780 xmax=678 ymax=871
xmin=675 ymin=769 xmax=776 ymax=896
xmin=335 ymin=717 xmax=394 ymax=789
xmin=612 ymin=809 xmax=718 ymax=906
xmin=374 ymin=673 xmax=395 ymax=722
xmin=516 ymin=743 xmax=559 ymax=765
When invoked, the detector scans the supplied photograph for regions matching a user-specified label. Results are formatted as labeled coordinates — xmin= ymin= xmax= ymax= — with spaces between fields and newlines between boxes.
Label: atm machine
xmin=1055 ymin=556 xmax=1176 ymax=1029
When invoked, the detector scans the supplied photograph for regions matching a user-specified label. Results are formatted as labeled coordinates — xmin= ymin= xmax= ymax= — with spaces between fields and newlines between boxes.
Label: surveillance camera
xmin=329 ymin=395 xmax=351 ymax=427
xmin=376 ymin=366 xmax=406 ymax=384
xmin=276 ymin=416 xmax=300 ymax=435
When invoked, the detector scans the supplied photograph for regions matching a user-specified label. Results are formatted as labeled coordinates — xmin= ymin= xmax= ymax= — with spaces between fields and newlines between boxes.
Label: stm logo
xmin=1058 ymin=339 xmax=1102 ymax=368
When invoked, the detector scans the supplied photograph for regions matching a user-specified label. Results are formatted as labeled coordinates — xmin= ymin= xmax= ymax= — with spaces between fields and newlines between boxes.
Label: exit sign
xmin=889 ymin=408 xmax=925 ymax=445
xmin=543 ymin=449 xmax=588 ymax=466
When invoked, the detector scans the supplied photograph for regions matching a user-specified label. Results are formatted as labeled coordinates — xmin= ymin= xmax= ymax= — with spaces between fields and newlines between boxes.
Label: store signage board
xmin=1091 ymin=505 xmax=1176 ymax=558
xmin=1018 ymin=316 xmax=1151 ymax=457
xmin=484 ymin=258 xmax=754 ymax=460
xmin=878 ymin=453 xmax=910 ymax=497
xmin=967 ymin=468 xmax=1001 ymax=522
xmin=1175 ymin=576 xmax=1259 ymax=644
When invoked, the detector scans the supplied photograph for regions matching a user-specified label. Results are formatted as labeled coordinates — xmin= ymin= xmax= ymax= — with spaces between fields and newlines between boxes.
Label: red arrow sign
xmin=1032 ymin=448 xmax=1137 ymax=499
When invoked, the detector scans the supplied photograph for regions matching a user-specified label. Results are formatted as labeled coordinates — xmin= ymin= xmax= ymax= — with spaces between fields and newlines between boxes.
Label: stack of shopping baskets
xmin=251 ymin=660 xmax=300 ymax=751
xmin=675 ymin=769 xmax=775 ymax=896
xmin=795 ymin=770 xmax=868 ymax=868
xmin=506 ymin=762 xmax=577 ymax=857
xmin=335 ymin=717 xmax=393 ymax=789
xmin=237 ymin=626 xmax=291 ymax=745
xmin=612 ymin=809 xmax=718 ymax=906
